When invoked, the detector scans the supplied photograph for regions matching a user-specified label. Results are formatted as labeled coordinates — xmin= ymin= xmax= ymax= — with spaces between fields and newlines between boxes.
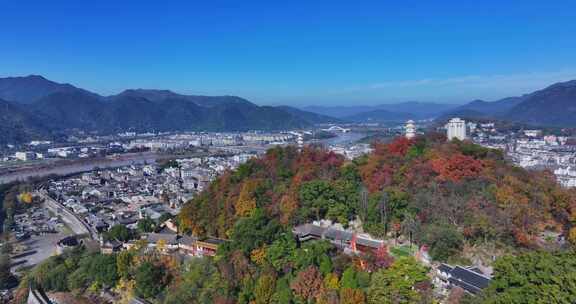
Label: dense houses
xmin=468 ymin=122 xmax=576 ymax=188
xmin=127 ymin=132 xmax=298 ymax=151
xmin=1 ymin=130 xmax=297 ymax=164
xmin=44 ymin=153 xmax=255 ymax=257
xmin=439 ymin=117 xmax=576 ymax=189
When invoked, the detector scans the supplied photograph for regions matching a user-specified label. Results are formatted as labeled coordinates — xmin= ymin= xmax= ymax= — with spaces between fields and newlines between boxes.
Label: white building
xmin=467 ymin=122 xmax=478 ymax=133
xmin=14 ymin=151 xmax=36 ymax=161
xmin=446 ymin=118 xmax=467 ymax=141
xmin=405 ymin=120 xmax=416 ymax=139
xmin=524 ymin=130 xmax=543 ymax=138
xmin=554 ymin=166 xmax=576 ymax=188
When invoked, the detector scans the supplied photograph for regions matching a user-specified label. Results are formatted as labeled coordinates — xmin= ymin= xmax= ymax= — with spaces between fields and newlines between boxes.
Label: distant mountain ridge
xmin=275 ymin=106 xmax=342 ymax=124
xmin=113 ymin=89 xmax=254 ymax=107
xmin=0 ymin=75 xmax=100 ymax=104
xmin=306 ymin=80 xmax=576 ymax=127
xmin=2 ymin=75 xmax=576 ymax=145
xmin=504 ymin=80 xmax=576 ymax=127
xmin=439 ymin=80 xmax=576 ymax=127
xmin=343 ymin=109 xmax=416 ymax=123
xmin=0 ymin=75 xmax=338 ymax=144
xmin=303 ymin=102 xmax=458 ymax=122
xmin=0 ymin=98 xmax=49 ymax=143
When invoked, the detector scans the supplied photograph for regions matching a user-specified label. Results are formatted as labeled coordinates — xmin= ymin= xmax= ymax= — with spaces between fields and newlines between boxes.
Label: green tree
xmin=357 ymin=271 xmax=371 ymax=289
xmin=164 ymin=258 xmax=226 ymax=304
xmin=291 ymin=241 xmax=333 ymax=271
xmin=65 ymin=253 xmax=118 ymax=290
xmin=226 ymin=209 xmax=283 ymax=255
xmin=299 ymin=180 xmax=341 ymax=221
xmin=105 ymin=224 xmax=134 ymax=242
xmin=272 ymin=276 xmax=293 ymax=304
xmin=481 ymin=251 xmax=576 ymax=304
xmin=340 ymin=267 xmax=358 ymax=289
xmin=116 ymin=250 xmax=134 ymax=279
xmin=85 ymin=254 xmax=118 ymax=287
xmin=326 ymin=203 xmax=351 ymax=225
xmin=319 ymin=255 xmax=333 ymax=276
xmin=158 ymin=212 xmax=173 ymax=224
xmin=134 ymin=261 xmax=166 ymax=299
xmin=42 ymin=264 xmax=70 ymax=291
xmin=367 ymin=257 xmax=429 ymax=304
xmin=266 ymin=234 xmax=297 ymax=272
xmin=420 ymin=223 xmax=463 ymax=261
xmin=137 ymin=217 xmax=156 ymax=233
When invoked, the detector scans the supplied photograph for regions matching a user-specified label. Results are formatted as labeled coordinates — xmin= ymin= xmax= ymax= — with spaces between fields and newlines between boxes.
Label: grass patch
xmin=390 ymin=244 xmax=416 ymax=258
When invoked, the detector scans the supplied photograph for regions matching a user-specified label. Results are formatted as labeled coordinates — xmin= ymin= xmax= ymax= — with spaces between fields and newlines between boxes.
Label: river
xmin=318 ymin=132 xmax=367 ymax=146
xmin=0 ymin=154 xmax=157 ymax=184
xmin=0 ymin=133 xmax=367 ymax=185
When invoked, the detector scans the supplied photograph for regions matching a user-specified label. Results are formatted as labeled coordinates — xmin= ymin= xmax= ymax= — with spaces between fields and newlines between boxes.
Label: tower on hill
xmin=405 ymin=120 xmax=416 ymax=139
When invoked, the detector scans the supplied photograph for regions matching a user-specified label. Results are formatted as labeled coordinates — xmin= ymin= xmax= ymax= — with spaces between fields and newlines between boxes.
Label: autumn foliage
xmin=291 ymin=266 xmax=324 ymax=301
xmin=179 ymin=146 xmax=345 ymax=238
xmin=429 ymin=153 xmax=484 ymax=183
xmin=180 ymin=135 xmax=576 ymax=255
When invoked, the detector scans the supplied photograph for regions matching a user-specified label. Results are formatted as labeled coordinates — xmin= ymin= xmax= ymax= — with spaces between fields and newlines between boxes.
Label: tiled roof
xmin=293 ymin=223 xmax=326 ymax=237
xmin=203 ymin=238 xmax=226 ymax=245
xmin=355 ymin=237 xmax=383 ymax=249
xmin=178 ymin=235 xmax=197 ymax=246
xmin=293 ymin=224 xmax=383 ymax=249
xmin=324 ymin=228 xmax=353 ymax=241
xmin=145 ymin=232 xmax=178 ymax=244
xmin=449 ymin=266 xmax=491 ymax=294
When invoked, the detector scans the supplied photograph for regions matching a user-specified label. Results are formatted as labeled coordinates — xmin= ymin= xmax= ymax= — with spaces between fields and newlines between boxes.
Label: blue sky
xmin=1 ymin=1 xmax=575 ymax=106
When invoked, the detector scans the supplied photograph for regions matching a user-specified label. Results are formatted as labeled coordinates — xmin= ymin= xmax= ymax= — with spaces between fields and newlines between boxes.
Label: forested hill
xmin=173 ymin=135 xmax=576 ymax=302
xmin=180 ymin=135 xmax=575 ymax=249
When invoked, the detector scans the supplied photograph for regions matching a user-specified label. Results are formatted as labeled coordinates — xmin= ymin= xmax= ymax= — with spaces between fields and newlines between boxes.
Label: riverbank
xmin=0 ymin=152 xmax=159 ymax=185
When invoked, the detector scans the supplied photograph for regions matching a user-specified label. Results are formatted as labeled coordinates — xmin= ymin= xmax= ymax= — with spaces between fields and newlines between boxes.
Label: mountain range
xmin=303 ymin=80 xmax=576 ymax=127
xmin=0 ymin=76 xmax=341 ymax=144
xmin=439 ymin=80 xmax=576 ymax=126
xmin=302 ymin=102 xmax=456 ymax=121
xmin=1 ymin=75 xmax=575 ymax=144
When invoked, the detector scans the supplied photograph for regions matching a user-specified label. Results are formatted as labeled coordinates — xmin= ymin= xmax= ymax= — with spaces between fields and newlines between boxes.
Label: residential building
xmin=14 ymin=151 xmax=36 ymax=161
xmin=446 ymin=118 xmax=467 ymax=141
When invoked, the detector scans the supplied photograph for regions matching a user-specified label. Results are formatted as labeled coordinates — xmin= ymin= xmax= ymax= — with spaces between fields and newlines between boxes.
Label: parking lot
xmin=9 ymin=203 xmax=74 ymax=273
xmin=11 ymin=232 xmax=68 ymax=272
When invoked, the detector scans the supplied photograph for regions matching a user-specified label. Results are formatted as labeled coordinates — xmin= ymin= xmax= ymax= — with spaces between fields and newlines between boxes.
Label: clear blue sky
xmin=1 ymin=1 xmax=575 ymax=106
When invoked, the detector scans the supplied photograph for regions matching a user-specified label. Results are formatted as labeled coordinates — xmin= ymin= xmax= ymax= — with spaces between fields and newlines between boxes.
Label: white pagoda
xmin=405 ymin=120 xmax=416 ymax=139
